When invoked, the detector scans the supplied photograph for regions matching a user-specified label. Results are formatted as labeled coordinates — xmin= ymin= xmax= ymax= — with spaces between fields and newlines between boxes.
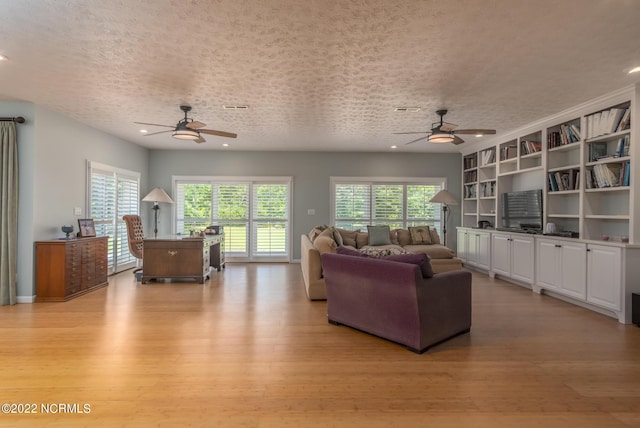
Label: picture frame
xmin=78 ymin=218 xmax=96 ymax=237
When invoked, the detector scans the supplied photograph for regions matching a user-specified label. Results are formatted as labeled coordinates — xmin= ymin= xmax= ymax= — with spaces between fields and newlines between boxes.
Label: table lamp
xmin=429 ymin=189 xmax=458 ymax=246
xmin=142 ymin=187 xmax=175 ymax=237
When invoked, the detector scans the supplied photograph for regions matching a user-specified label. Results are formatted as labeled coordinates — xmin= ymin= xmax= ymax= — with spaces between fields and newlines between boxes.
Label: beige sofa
xmin=301 ymin=226 xmax=463 ymax=300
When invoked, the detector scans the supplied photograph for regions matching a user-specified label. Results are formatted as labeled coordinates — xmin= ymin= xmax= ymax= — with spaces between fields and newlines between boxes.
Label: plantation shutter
xmin=116 ymin=176 xmax=139 ymax=264
xmin=372 ymin=184 xmax=403 ymax=228
xmin=213 ymin=183 xmax=249 ymax=257
xmin=175 ymin=182 xmax=212 ymax=234
xmin=334 ymin=184 xmax=370 ymax=229
xmin=252 ymin=183 xmax=289 ymax=257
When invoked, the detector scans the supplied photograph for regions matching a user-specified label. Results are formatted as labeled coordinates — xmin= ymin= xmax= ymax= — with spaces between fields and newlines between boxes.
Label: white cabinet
xmin=467 ymin=230 xmax=491 ymax=270
xmin=491 ymin=232 xmax=534 ymax=283
xmin=587 ymin=244 xmax=622 ymax=311
xmin=535 ymin=238 xmax=586 ymax=300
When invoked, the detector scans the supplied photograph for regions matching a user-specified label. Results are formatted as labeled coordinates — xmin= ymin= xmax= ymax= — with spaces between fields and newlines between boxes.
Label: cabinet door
xmin=456 ymin=229 xmax=468 ymax=261
xmin=476 ymin=232 xmax=491 ymax=270
xmin=467 ymin=232 xmax=479 ymax=265
xmin=536 ymin=239 xmax=559 ymax=291
xmin=587 ymin=245 xmax=622 ymax=311
xmin=511 ymin=235 xmax=534 ymax=283
xmin=558 ymin=241 xmax=587 ymax=300
xmin=491 ymin=233 xmax=511 ymax=276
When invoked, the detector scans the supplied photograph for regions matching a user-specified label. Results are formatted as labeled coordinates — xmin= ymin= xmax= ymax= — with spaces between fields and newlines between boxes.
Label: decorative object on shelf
xmin=77 ymin=218 xmax=96 ymax=237
xmin=142 ymin=187 xmax=175 ymax=237
xmin=61 ymin=225 xmax=74 ymax=239
xmin=430 ymin=189 xmax=458 ymax=247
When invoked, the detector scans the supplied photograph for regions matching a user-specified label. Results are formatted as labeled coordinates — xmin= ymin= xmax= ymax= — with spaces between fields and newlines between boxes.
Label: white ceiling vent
xmin=223 ymin=105 xmax=249 ymax=110
xmin=394 ymin=107 xmax=421 ymax=112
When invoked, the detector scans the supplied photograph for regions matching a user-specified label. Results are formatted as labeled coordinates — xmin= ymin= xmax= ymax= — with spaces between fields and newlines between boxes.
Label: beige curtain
xmin=0 ymin=122 xmax=18 ymax=305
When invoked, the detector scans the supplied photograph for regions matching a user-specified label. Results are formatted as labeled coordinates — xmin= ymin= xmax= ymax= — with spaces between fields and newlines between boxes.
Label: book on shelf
xmin=589 ymin=162 xmax=629 ymax=188
xmin=464 ymin=184 xmax=477 ymax=199
xmin=480 ymin=148 xmax=495 ymax=165
xmin=500 ymin=145 xmax=517 ymax=161
xmin=463 ymin=155 xmax=477 ymax=170
xmin=464 ymin=170 xmax=477 ymax=183
xmin=615 ymin=134 xmax=630 ymax=157
xmin=548 ymin=169 xmax=579 ymax=192
xmin=520 ymin=140 xmax=541 ymax=155
xmin=589 ymin=142 xmax=608 ymax=162
xmin=586 ymin=106 xmax=630 ymax=138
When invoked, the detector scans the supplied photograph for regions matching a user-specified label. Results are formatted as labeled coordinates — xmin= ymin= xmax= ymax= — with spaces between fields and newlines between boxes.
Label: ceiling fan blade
xmin=394 ymin=132 xmax=428 ymax=135
xmin=194 ymin=136 xmax=206 ymax=143
xmin=199 ymin=129 xmax=238 ymax=138
xmin=453 ymin=129 xmax=497 ymax=135
xmin=187 ymin=121 xmax=207 ymax=129
xmin=143 ymin=129 xmax=174 ymax=137
xmin=134 ymin=121 xmax=174 ymax=128
xmin=440 ymin=122 xmax=458 ymax=132
xmin=451 ymin=135 xmax=466 ymax=145
xmin=404 ymin=135 xmax=430 ymax=145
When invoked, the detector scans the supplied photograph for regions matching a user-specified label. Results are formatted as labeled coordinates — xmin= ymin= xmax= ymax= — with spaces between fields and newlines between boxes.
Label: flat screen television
xmin=501 ymin=189 xmax=543 ymax=232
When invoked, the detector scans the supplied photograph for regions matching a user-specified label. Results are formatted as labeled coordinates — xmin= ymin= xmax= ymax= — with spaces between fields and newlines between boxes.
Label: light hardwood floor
xmin=0 ymin=264 xmax=639 ymax=427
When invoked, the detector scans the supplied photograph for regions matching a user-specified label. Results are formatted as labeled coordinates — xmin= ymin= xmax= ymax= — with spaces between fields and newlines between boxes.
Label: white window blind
xmin=88 ymin=161 xmax=140 ymax=273
xmin=332 ymin=178 xmax=444 ymax=233
xmin=174 ymin=177 xmax=291 ymax=261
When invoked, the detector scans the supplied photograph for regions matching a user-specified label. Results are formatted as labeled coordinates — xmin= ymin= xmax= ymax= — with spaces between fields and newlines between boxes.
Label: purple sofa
xmin=321 ymin=253 xmax=472 ymax=353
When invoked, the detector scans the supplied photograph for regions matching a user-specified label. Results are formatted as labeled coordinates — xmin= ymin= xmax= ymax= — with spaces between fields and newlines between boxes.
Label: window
xmin=174 ymin=177 xmax=291 ymax=261
xmin=331 ymin=177 xmax=445 ymax=233
xmin=88 ymin=161 xmax=140 ymax=273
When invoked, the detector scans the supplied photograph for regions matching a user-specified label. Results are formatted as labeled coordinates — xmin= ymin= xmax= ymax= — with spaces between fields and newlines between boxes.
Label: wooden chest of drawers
xmin=36 ymin=237 xmax=109 ymax=301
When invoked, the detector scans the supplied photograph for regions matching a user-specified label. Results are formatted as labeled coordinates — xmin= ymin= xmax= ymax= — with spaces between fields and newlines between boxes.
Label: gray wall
xmin=0 ymin=102 xmax=149 ymax=301
xmin=148 ymin=150 xmax=462 ymax=259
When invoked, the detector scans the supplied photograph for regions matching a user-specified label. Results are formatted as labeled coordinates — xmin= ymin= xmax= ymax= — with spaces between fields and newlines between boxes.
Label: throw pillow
xmin=395 ymin=228 xmax=412 ymax=246
xmin=408 ymin=226 xmax=432 ymax=245
xmin=429 ymin=228 xmax=441 ymax=245
xmin=314 ymin=235 xmax=337 ymax=254
xmin=367 ymin=225 xmax=391 ymax=246
xmin=336 ymin=228 xmax=358 ymax=247
xmin=308 ymin=225 xmax=327 ymax=242
xmin=359 ymin=245 xmax=408 ymax=257
xmin=389 ymin=229 xmax=400 ymax=245
xmin=355 ymin=232 xmax=369 ymax=249
xmin=328 ymin=226 xmax=344 ymax=246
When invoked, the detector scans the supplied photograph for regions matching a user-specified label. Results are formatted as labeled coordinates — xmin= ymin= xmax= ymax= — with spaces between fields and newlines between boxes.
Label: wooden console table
xmin=35 ymin=236 xmax=109 ymax=301
xmin=142 ymin=233 xmax=225 ymax=284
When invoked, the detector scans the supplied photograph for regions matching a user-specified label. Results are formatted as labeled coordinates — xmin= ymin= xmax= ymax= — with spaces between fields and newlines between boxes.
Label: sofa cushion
xmin=308 ymin=225 xmax=328 ymax=242
xmin=367 ymin=225 xmax=391 ymax=246
xmin=355 ymin=232 xmax=369 ymax=249
xmin=336 ymin=246 xmax=367 ymax=257
xmin=336 ymin=228 xmax=358 ymax=247
xmin=429 ymin=228 xmax=441 ymax=245
xmin=395 ymin=228 xmax=412 ymax=246
xmin=323 ymin=226 xmax=343 ymax=246
xmin=383 ymin=253 xmax=434 ymax=278
xmin=403 ymin=244 xmax=455 ymax=259
xmin=408 ymin=226 xmax=432 ymax=245
xmin=389 ymin=229 xmax=400 ymax=245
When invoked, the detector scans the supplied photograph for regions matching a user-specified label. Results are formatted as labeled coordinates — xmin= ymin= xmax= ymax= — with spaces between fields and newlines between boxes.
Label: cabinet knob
xmin=555 ymin=244 xmax=562 ymax=248
xmin=586 ymin=248 xmax=591 ymax=252
xmin=168 ymin=250 xmax=178 ymax=256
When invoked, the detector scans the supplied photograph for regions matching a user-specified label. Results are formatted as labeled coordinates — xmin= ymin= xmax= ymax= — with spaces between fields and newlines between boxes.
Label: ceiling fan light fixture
xmin=172 ymin=129 xmax=200 ymax=140
xmin=428 ymin=132 xmax=455 ymax=143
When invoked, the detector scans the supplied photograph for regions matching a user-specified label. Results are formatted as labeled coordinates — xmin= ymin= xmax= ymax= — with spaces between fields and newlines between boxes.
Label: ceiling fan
xmin=135 ymin=105 xmax=237 ymax=144
xmin=396 ymin=109 xmax=496 ymax=145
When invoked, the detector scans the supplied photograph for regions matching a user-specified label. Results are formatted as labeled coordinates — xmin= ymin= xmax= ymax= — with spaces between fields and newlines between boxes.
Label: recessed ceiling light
xmin=140 ymin=129 xmax=148 ymax=134
xmin=390 ymin=145 xmax=397 ymax=149
xmin=222 ymin=143 xmax=229 ymax=147
xmin=0 ymin=55 xmax=7 ymax=61
xmin=475 ymin=134 xmax=483 ymax=138
xmin=628 ymin=66 xmax=640 ymax=74
xmin=394 ymin=107 xmax=421 ymax=112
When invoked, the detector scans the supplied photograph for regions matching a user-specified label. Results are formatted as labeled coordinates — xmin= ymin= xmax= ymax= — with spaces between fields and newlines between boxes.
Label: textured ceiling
xmin=1 ymin=0 xmax=640 ymax=152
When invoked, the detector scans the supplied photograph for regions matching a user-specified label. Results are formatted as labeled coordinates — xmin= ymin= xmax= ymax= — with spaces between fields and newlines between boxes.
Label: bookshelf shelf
xmin=549 ymin=164 xmax=580 ymax=173
xmin=585 ymin=156 xmax=630 ymax=167
xmin=584 ymin=215 xmax=630 ymax=220
xmin=548 ymin=189 xmax=580 ymax=195
xmin=585 ymin=186 xmax=629 ymax=193
xmin=547 ymin=214 xmax=579 ymax=219
xmin=548 ymin=141 xmax=580 ymax=152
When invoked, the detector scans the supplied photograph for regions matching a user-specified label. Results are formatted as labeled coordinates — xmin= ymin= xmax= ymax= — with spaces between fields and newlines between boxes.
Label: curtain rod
xmin=0 ymin=117 xmax=25 ymax=123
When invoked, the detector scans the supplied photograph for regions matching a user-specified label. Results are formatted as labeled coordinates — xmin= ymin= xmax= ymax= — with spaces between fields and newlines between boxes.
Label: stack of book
xmin=463 ymin=170 xmax=477 ymax=184
xmin=520 ymin=140 xmax=542 ymax=155
xmin=548 ymin=123 xmax=581 ymax=148
xmin=500 ymin=144 xmax=517 ymax=161
xmin=480 ymin=148 xmax=495 ymax=165
xmin=585 ymin=107 xmax=631 ymax=139
xmin=463 ymin=155 xmax=477 ymax=170
xmin=548 ymin=169 xmax=579 ymax=192
xmin=585 ymin=162 xmax=630 ymax=188
xmin=464 ymin=184 xmax=477 ymax=199
xmin=480 ymin=181 xmax=496 ymax=197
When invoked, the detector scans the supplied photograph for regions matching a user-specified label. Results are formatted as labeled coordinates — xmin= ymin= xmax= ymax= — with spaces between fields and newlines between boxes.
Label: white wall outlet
xmin=73 ymin=207 xmax=82 ymax=216
xmin=307 ymin=209 xmax=315 ymax=215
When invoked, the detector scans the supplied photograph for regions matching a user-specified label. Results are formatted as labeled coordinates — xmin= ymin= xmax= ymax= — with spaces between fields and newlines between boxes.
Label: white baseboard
xmin=16 ymin=295 xmax=36 ymax=303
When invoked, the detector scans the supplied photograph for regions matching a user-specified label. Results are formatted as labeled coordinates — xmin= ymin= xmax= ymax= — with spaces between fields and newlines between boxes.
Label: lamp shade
xmin=172 ymin=122 xmax=200 ymax=140
xmin=429 ymin=189 xmax=458 ymax=205
xmin=142 ymin=187 xmax=175 ymax=204
xmin=428 ymin=132 xmax=455 ymax=144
